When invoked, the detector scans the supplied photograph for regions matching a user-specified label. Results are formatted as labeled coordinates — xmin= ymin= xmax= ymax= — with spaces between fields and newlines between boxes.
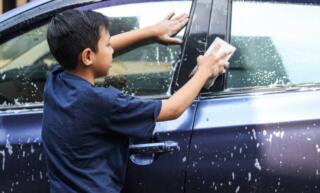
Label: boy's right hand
xmin=196 ymin=46 xmax=231 ymax=79
xmin=157 ymin=42 xmax=232 ymax=122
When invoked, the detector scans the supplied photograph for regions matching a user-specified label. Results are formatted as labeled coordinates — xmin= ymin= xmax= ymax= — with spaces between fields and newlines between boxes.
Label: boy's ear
xmin=80 ymin=48 xmax=94 ymax=67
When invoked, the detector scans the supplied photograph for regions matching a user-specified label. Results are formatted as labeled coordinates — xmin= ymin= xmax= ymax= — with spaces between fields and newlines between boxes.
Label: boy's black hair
xmin=47 ymin=10 xmax=109 ymax=69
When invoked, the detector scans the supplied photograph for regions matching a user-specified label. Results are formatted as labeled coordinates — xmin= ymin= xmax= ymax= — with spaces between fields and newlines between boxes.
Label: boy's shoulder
xmin=46 ymin=64 xmax=144 ymax=108
xmin=93 ymin=85 xmax=121 ymax=101
xmin=46 ymin=64 xmax=120 ymax=99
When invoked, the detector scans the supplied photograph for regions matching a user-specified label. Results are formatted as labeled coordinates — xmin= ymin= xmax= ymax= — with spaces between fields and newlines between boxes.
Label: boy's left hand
xmin=153 ymin=12 xmax=189 ymax=45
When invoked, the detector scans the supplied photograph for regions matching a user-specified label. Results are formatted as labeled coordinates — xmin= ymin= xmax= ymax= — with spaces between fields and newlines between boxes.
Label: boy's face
xmin=92 ymin=27 xmax=114 ymax=77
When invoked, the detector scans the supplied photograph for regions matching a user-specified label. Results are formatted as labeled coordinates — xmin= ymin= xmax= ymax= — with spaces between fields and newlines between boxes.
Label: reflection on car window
xmin=227 ymin=1 xmax=320 ymax=89
xmin=94 ymin=1 xmax=192 ymax=96
xmin=0 ymin=25 xmax=56 ymax=106
xmin=0 ymin=1 xmax=192 ymax=107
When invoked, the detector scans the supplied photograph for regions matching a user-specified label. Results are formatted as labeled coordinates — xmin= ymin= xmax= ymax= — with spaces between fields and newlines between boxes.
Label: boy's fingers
xmin=166 ymin=37 xmax=183 ymax=44
xmin=179 ymin=14 xmax=189 ymax=22
xmin=218 ymin=60 xmax=229 ymax=67
xmin=219 ymin=65 xmax=225 ymax=74
xmin=176 ymin=19 xmax=189 ymax=30
xmin=221 ymin=68 xmax=226 ymax=74
xmin=164 ymin=12 xmax=175 ymax=20
xmin=197 ymin=55 xmax=204 ymax=63
xmin=216 ymin=60 xmax=227 ymax=67
xmin=175 ymin=13 xmax=189 ymax=22
xmin=224 ymin=62 xmax=230 ymax=68
xmin=213 ymin=62 xmax=227 ymax=76
xmin=225 ymin=61 xmax=230 ymax=68
xmin=173 ymin=13 xmax=183 ymax=21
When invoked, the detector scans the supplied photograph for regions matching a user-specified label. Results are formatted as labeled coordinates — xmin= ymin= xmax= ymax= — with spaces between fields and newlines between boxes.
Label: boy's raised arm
xmin=110 ymin=12 xmax=189 ymax=52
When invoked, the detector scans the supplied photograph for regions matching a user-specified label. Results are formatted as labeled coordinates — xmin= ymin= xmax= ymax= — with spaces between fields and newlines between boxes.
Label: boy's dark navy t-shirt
xmin=42 ymin=65 xmax=161 ymax=193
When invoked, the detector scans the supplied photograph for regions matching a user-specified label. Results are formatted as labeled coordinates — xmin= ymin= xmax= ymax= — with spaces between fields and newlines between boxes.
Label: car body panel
xmin=184 ymin=0 xmax=320 ymax=192
xmin=0 ymin=0 xmax=52 ymax=23
xmin=186 ymin=90 xmax=320 ymax=193
xmin=123 ymin=103 xmax=197 ymax=193
xmin=0 ymin=0 xmax=197 ymax=193
xmin=1 ymin=0 xmax=320 ymax=192
xmin=0 ymin=110 xmax=47 ymax=192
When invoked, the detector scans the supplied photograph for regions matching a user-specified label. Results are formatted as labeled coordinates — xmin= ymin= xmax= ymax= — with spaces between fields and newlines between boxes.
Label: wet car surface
xmin=1 ymin=0 xmax=320 ymax=193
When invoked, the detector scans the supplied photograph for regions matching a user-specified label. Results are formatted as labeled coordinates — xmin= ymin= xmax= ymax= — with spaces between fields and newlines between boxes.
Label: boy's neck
xmin=67 ymin=68 xmax=96 ymax=85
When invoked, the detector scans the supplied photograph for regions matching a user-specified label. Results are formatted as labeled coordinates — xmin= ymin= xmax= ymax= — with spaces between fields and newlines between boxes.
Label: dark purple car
xmin=1 ymin=0 xmax=320 ymax=192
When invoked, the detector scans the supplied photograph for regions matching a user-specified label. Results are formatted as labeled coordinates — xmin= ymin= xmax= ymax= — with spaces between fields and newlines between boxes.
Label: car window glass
xmin=0 ymin=1 xmax=192 ymax=107
xmin=227 ymin=1 xmax=320 ymax=89
xmin=0 ymin=25 xmax=54 ymax=106
xmin=94 ymin=1 xmax=192 ymax=96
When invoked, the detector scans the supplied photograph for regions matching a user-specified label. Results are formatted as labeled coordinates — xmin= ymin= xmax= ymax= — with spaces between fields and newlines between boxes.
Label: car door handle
xmin=129 ymin=141 xmax=180 ymax=154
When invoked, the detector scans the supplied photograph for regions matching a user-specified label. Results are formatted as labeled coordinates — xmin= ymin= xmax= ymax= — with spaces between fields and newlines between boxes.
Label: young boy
xmin=42 ymin=10 xmax=229 ymax=193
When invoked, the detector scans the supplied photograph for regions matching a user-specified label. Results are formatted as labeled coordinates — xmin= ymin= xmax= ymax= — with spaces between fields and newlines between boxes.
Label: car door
xmin=185 ymin=0 xmax=320 ymax=193
xmin=87 ymin=1 xmax=195 ymax=193
xmin=0 ymin=15 xmax=54 ymax=193
xmin=0 ymin=0 xmax=196 ymax=193
xmin=118 ymin=0 xmax=215 ymax=192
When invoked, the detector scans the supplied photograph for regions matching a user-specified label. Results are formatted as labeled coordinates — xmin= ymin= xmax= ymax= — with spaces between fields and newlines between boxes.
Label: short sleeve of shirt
xmin=96 ymin=87 xmax=162 ymax=139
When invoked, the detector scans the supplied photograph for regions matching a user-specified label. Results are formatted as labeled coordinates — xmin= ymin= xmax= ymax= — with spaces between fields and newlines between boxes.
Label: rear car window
xmin=227 ymin=1 xmax=320 ymax=89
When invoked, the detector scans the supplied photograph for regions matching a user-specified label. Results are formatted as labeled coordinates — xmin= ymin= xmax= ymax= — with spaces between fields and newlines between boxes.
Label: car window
xmin=227 ymin=0 xmax=320 ymax=89
xmin=0 ymin=1 xmax=192 ymax=107
xmin=94 ymin=1 xmax=192 ymax=96
xmin=0 ymin=25 xmax=54 ymax=106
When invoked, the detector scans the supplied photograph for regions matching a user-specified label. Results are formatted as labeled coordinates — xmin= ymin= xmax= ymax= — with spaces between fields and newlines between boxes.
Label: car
xmin=0 ymin=0 xmax=320 ymax=192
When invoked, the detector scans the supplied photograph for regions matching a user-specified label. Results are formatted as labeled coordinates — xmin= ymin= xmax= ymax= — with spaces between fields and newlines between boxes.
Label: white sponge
xmin=189 ymin=37 xmax=236 ymax=89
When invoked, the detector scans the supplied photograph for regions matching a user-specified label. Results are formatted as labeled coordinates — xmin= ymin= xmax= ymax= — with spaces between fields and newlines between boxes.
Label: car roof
xmin=0 ymin=0 xmax=104 ymax=42
xmin=0 ymin=0 xmax=103 ymax=24
xmin=0 ymin=0 xmax=52 ymax=23
xmin=1 ymin=0 xmax=318 ymax=23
